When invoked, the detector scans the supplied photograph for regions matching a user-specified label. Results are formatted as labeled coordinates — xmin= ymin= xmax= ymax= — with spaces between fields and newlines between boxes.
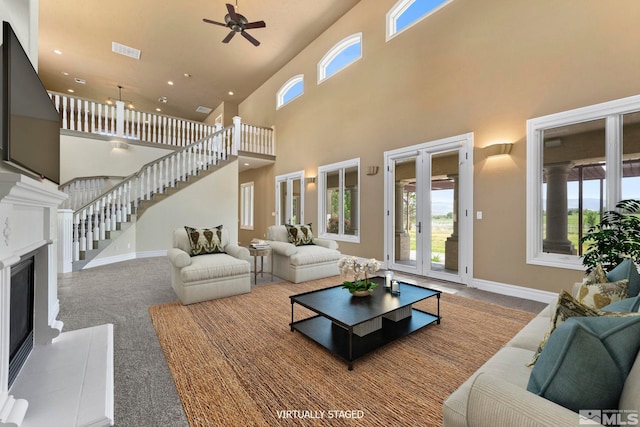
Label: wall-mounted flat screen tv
xmin=1 ymin=21 xmax=60 ymax=184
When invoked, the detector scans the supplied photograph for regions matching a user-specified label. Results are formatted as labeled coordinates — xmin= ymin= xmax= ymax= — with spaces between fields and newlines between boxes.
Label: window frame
xmin=276 ymin=74 xmax=304 ymax=110
xmin=317 ymin=158 xmax=361 ymax=243
xmin=317 ymin=33 xmax=362 ymax=84
xmin=240 ymin=181 xmax=254 ymax=230
xmin=526 ymin=94 xmax=640 ymax=270
xmin=386 ymin=0 xmax=453 ymax=41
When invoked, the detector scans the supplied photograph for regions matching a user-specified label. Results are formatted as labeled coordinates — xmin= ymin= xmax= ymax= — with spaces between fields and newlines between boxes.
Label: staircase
xmin=66 ymin=123 xmax=238 ymax=270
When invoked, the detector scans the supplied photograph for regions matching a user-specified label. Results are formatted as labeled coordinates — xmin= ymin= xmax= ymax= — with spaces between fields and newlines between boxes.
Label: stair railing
xmin=70 ymin=123 xmax=235 ymax=262
xmin=59 ymin=175 xmax=127 ymax=210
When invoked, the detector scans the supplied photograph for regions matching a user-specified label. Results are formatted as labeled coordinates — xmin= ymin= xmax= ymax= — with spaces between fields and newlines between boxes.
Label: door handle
xmin=417 ymin=221 xmax=422 ymax=233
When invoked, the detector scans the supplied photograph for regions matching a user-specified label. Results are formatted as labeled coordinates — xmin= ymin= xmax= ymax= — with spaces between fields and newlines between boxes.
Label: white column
xmin=57 ymin=210 xmax=73 ymax=274
xmin=543 ymin=162 xmax=576 ymax=255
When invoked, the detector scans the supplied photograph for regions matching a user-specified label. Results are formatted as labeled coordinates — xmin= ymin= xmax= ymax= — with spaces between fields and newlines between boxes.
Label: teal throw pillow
xmin=607 ymin=258 xmax=640 ymax=298
xmin=527 ymin=316 xmax=640 ymax=412
xmin=601 ymin=295 xmax=640 ymax=313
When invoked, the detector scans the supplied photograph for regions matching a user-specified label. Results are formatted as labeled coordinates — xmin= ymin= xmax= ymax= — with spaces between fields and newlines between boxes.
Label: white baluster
xmin=73 ymin=214 xmax=80 ymax=262
xmin=79 ymin=210 xmax=87 ymax=253
xmin=86 ymin=205 xmax=93 ymax=251
xmin=62 ymin=96 xmax=69 ymax=130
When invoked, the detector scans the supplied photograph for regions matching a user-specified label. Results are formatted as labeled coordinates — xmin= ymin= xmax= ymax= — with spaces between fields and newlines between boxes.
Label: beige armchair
xmin=167 ymin=227 xmax=251 ymax=305
xmin=266 ymin=225 xmax=341 ymax=283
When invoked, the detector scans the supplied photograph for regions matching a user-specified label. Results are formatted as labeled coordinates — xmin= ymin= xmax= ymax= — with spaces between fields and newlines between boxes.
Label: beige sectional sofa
xmin=443 ymin=282 xmax=640 ymax=427
xmin=266 ymin=225 xmax=341 ymax=283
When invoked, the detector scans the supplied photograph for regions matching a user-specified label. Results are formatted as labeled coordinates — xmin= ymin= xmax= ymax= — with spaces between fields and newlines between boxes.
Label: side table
xmin=248 ymin=246 xmax=273 ymax=284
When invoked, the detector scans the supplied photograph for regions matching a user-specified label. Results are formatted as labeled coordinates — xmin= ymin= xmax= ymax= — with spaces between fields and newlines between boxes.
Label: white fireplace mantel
xmin=0 ymin=173 xmax=113 ymax=427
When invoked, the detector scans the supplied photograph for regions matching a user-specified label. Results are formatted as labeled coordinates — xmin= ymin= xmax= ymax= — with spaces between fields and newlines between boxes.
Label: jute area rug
xmin=149 ymin=277 xmax=536 ymax=426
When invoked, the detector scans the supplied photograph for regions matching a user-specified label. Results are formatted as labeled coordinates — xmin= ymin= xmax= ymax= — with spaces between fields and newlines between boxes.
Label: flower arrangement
xmin=338 ymin=256 xmax=381 ymax=294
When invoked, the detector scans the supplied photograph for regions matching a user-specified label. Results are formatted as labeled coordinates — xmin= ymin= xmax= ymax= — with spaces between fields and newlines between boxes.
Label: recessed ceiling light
xmin=167 ymin=81 xmax=174 ymax=86
xmin=243 ymin=163 xmax=250 ymax=166
xmin=61 ymin=71 xmax=69 ymax=76
xmin=67 ymin=89 xmax=75 ymax=93
xmin=156 ymin=108 xmax=162 ymax=112
xmin=228 ymin=91 xmax=234 ymax=96
xmin=53 ymin=49 xmax=62 ymax=55
xmin=184 ymin=73 xmax=191 ymax=78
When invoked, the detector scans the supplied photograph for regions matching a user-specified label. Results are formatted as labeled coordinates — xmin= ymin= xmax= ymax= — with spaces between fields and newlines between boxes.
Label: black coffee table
xmin=289 ymin=276 xmax=441 ymax=370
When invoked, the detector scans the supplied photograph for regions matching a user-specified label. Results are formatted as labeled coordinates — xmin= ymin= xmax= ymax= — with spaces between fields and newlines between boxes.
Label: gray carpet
xmin=57 ymin=257 xmax=546 ymax=426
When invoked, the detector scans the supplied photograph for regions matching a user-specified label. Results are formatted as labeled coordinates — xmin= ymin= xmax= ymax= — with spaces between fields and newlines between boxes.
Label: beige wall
xmin=237 ymin=0 xmax=640 ymax=293
xmin=59 ymin=133 xmax=174 ymax=184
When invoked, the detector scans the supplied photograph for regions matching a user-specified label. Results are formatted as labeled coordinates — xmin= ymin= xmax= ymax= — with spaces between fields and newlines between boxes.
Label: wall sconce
xmin=484 ymin=143 xmax=513 ymax=157
xmin=366 ymin=166 xmax=379 ymax=176
xmin=305 ymin=176 xmax=316 ymax=184
xmin=110 ymin=140 xmax=130 ymax=150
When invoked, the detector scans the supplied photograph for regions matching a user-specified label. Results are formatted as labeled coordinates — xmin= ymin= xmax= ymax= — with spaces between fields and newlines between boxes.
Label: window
xmin=276 ymin=74 xmax=304 ymax=109
xmin=318 ymin=33 xmax=362 ymax=84
xmin=240 ymin=182 xmax=254 ymax=230
xmin=386 ymin=0 xmax=453 ymax=40
xmin=526 ymin=95 xmax=640 ymax=270
xmin=318 ymin=159 xmax=360 ymax=242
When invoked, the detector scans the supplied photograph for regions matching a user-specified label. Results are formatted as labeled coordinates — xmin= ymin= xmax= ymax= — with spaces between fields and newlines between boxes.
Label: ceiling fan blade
xmin=222 ymin=30 xmax=236 ymax=43
xmin=226 ymin=3 xmax=239 ymax=22
xmin=241 ymin=31 xmax=260 ymax=46
xmin=203 ymin=18 xmax=227 ymax=27
xmin=244 ymin=21 xmax=266 ymax=30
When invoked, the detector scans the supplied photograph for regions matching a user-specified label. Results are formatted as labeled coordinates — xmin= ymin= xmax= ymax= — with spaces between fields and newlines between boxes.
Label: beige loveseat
xmin=442 ymin=282 xmax=640 ymax=427
xmin=266 ymin=225 xmax=341 ymax=283
xmin=167 ymin=227 xmax=251 ymax=305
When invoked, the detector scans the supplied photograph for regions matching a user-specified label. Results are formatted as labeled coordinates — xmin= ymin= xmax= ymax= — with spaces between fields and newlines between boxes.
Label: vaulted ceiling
xmin=38 ymin=0 xmax=360 ymax=121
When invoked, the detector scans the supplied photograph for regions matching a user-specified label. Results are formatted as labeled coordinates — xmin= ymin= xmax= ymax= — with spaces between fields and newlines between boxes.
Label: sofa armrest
xmin=167 ymin=248 xmax=192 ymax=268
xmin=225 ymin=244 xmax=251 ymax=262
xmin=266 ymin=240 xmax=297 ymax=256
xmin=467 ymin=373 xmax=587 ymax=427
xmin=313 ymin=238 xmax=339 ymax=250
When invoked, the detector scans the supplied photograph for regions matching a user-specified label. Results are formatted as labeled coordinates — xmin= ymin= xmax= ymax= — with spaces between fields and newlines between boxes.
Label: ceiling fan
xmin=203 ymin=2 xmax=266 ymax=46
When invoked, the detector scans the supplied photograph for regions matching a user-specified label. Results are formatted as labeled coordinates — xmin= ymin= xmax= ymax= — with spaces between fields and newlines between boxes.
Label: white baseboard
xmin=471 ymin=278 xmax=557 ymax=304
xmin=136 ymin=250 xmax=168 ymax=258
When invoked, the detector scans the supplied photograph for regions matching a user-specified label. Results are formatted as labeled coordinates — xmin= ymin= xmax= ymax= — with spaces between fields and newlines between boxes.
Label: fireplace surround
xmin=0 ymin=172 xmax=113 ymax=427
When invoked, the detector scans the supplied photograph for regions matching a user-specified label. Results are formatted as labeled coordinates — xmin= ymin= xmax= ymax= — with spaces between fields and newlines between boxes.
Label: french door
xmin=275 ymin=171 xmax=304 ymax=225
xmin=384 ymin=134 xmax=473 ymax=285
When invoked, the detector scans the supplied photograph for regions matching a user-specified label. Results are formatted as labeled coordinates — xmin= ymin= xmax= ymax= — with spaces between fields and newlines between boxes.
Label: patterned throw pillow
xmin=184 ymin=225 xmax=225 ymax=256
xmin=577 ymin=279 xmax=629 ymax=309
xmin=285 ymin=224 xmax=315 ymax=246
xmin=528 ymin=290 xmax=640 ymax=366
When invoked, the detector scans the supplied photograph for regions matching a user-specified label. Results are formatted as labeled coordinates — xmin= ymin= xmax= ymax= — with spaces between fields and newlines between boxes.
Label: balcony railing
xmin=48 ymin=91 xmax=275 ymax=154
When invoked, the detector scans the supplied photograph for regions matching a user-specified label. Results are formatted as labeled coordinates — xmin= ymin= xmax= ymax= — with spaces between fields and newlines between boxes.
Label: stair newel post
xmin=232 ymin=116 xmax=241 ymax=156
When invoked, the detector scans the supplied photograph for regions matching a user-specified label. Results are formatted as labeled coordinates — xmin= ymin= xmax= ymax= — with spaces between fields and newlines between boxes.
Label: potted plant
xmin=580 ymin=199 xmax=640 ymax=273
xmin=338 ymin=256 xmax=381 ymax=296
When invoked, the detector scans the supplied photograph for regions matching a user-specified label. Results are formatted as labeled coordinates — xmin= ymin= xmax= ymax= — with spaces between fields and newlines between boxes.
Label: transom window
xmin=318 ymin=158 xmax=360 ymax=242
xmin=276 ymin=74 xmax=304 ymax=109
xmin=387 ymin=0 xmax=453 ymax=40
xmin=526 ymin=95 xmax=640 ymax=270
xmin=317 ymin=33 xmax=362 ymax=84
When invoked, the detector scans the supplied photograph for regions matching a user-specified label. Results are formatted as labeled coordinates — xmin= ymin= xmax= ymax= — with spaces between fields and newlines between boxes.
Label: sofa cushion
xmin=180 ymin=253 xmax=249 ymax=283
xmin=184 ymin=226 xmax=225 ymax=256
xmin=285 ymin=224 xmax=315 ymax=246
xmin=576 ymin=278 xmax=629 ymax=310
xmin=289 ymin=245 xmax=341 ymax=266
xmin=601 ymin=295 xmax=640 ymax=313
xmin=527 ymin=316 xmax=640 ymax=412
xmin=607 ymin=258 xmax=640 ymax=298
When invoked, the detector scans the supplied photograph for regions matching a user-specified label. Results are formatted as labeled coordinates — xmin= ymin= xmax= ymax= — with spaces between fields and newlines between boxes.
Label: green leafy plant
xmin=580 ymin=199 xmax=640 ymax=273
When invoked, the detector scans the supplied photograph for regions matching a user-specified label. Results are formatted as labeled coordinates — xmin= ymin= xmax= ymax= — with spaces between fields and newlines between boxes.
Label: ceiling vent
xmin=111 ymin=42 xmax=141 ymax=60
xmin=196 ymin=106 xmax=213 ymax=114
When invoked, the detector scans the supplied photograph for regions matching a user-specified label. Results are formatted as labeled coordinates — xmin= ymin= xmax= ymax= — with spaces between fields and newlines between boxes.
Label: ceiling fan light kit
xmin=203 ymin=2 xmax=266 ymax=46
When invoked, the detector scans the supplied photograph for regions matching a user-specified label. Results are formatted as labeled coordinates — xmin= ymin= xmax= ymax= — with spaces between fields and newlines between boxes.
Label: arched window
xmin=386 ymin=0 xmax=453 ymax=40
xmin=317 ymin=33 xmax=362 ymax=84
xmin=276 ymin=74 xmax=304 ymax=109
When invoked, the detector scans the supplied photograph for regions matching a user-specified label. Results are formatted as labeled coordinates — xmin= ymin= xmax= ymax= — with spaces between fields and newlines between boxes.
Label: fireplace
xmin=8 ymin=256 xmax=34 ymax=389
